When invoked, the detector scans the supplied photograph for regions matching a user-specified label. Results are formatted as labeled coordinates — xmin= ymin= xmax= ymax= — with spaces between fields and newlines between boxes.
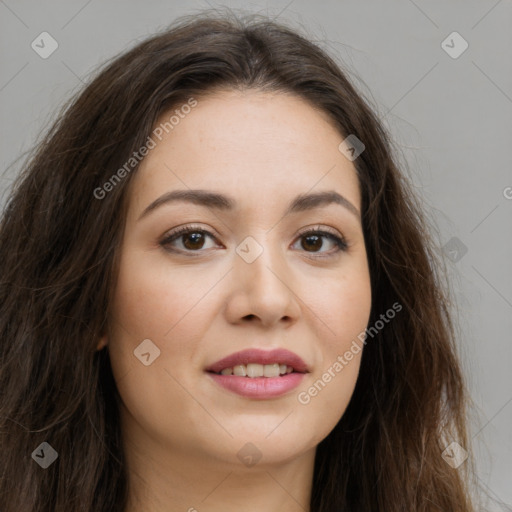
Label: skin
xmin=98 ymin=89 xmax=372 ymax=512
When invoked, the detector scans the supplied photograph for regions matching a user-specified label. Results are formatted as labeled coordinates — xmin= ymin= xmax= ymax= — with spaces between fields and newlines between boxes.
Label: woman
xmin=0 ymin=11 xmax=477 ymax=511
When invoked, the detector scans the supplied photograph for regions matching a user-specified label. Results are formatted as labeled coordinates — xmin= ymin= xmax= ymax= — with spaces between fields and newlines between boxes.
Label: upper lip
xmin=206 ymin=348 xmax=310 ymax=374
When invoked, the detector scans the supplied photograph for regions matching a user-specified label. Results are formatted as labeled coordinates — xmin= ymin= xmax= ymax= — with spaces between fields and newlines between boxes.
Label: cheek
xmin=110 ymin=248 xmax=225 ymax=340
xmin=106 ymin=251 xmax=225 ymax=450
xmin=107 ymin=247 xmax=233 ymax=390
xmin=294 ymin=263 xmax=371 ymax=432
xmin=304 ymin=258 xmax=372 ymax=347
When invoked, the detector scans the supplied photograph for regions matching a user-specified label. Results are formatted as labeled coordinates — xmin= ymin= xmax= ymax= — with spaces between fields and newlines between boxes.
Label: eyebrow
xmin=138 ymin=189 xmax=360 ymax=221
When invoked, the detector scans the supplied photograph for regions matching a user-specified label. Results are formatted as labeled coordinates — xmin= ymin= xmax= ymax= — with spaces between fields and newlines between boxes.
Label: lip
xmin=205 ymin=348 xmax=309 ymax=400
xmin=205 ymin=348 xmax=310 ymax=374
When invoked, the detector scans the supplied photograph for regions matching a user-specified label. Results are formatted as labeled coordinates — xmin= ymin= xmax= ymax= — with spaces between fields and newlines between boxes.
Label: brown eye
xmin=160 ymin=225 xmax=347 ymax=258
xmin=160 ymin=226 xmax=219 ymax=254
xmin=292 ymin=229 xmax=348 ymax=256
xmin=181 ymin=232 xmax=206 ymax=250
xmin=301 ymin=234 xmax=323 ymax=252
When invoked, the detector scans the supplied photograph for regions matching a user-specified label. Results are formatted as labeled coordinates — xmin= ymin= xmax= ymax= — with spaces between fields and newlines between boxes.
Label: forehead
xmin=128 ymin=89 xmax=361 ymax=216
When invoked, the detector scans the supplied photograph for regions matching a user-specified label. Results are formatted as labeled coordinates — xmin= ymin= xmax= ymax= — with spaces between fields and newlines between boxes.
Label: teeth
xmin=263 ymin=363 xmax=280 ymax=377
xmin=219 ymin=363 xmax=294 ymax=377
xmin=247 ymin=363 xmax=263 ymax=378
xmin=233 ymin=365 xmax=246 ymax=376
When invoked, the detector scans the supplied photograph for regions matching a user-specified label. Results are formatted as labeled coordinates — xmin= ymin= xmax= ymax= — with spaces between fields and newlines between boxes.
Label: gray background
xmin=1 ymin=0 xmax=511 ymax=508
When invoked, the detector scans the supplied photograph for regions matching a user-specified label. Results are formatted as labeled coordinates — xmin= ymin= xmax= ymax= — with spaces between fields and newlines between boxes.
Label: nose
xmin=223 ymin=238 xmax=301 ymax=328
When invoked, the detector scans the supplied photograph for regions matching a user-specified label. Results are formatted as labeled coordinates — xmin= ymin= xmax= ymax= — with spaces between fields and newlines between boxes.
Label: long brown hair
xmin=0 ymin=9 xmax=478 ymax=511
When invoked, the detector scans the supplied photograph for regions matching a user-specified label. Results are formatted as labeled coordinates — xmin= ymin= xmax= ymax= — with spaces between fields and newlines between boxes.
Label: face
xmin=104 ymin=89 xmax=372 ymax=468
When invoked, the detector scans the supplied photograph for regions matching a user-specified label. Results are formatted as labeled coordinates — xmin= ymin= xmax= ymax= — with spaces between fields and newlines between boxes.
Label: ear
xmin=96 ymin=335 xmax=108 ymax=351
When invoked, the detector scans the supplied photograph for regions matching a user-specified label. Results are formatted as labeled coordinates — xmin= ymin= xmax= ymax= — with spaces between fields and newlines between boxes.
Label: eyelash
xmin=159 ymin=224 xmax=348 ymax=258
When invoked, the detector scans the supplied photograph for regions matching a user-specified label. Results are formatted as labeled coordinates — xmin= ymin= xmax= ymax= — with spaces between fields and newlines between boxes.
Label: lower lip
xmin=207 ymin=372 xmax=306 ymax=399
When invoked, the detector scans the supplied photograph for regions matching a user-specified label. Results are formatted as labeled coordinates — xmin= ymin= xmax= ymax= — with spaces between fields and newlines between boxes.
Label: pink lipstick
xmin=205 ymin=348 xmax=309 ymax=399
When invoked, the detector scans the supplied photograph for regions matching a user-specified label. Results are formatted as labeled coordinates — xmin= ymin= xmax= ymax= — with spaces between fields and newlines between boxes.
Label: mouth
xmin=205 ymin=348 xmax=309 ymax=399
xmin=205 ymin=347 xmax=309 ymax=375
